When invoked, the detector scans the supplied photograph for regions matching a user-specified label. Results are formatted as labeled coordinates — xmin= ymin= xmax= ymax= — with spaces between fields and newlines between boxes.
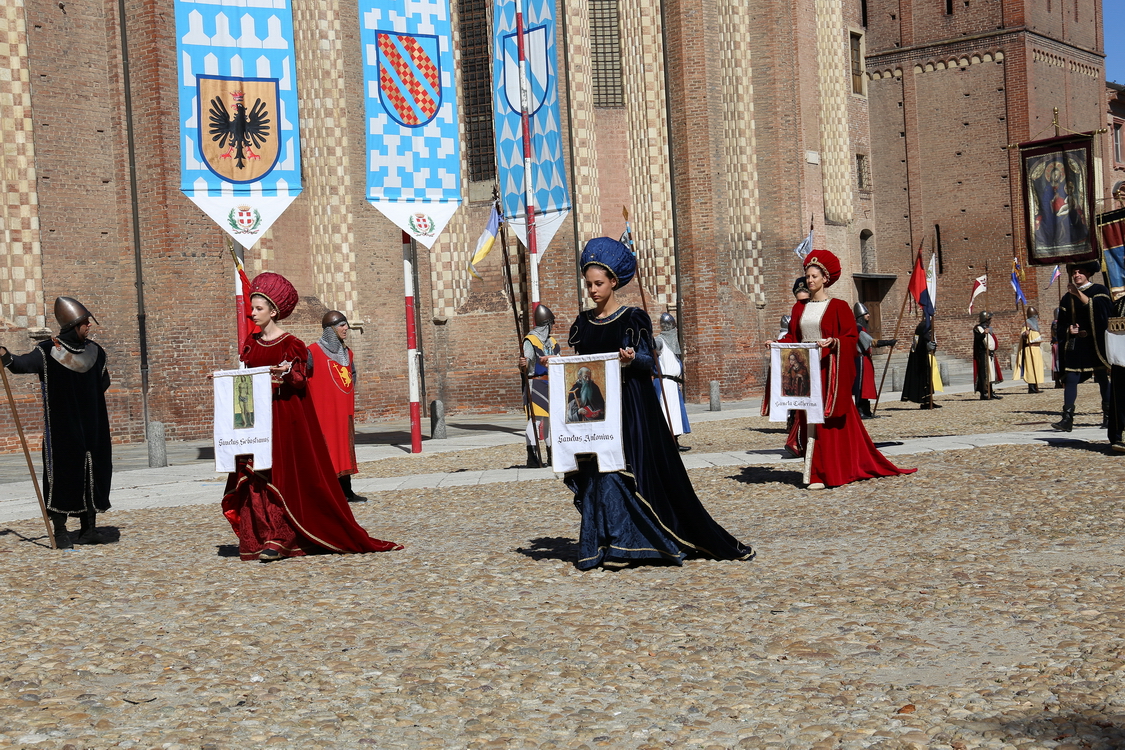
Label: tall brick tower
xmin=865 ymin=0 xmax=1105 ymax=355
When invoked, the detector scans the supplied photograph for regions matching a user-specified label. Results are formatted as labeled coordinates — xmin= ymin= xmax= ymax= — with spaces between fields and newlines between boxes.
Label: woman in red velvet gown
xmin=771 ymin=250 xmax=916 ymax=489
xmin=221 ymin=272 xmax=402 ymax=561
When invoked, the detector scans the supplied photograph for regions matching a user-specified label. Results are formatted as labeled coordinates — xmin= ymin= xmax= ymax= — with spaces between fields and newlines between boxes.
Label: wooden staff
xmin=873 ymin=238 xmax=926 ymax=415
xmin=0 ymin=358 xmax=56 ymax=548
xmin=622 ymin=207 xmax=679 ymax=439
xmin=500 ymin=202 xmax=544 ymax=467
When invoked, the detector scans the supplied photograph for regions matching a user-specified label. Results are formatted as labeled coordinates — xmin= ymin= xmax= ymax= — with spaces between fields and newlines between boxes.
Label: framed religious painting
xmin=1020 ymin=133 xmax=1098 ymax=266
xmin=548 ymin=353 xmax=624 ymax=474
xmin=212 ymin=365 xmax=274 ymax=472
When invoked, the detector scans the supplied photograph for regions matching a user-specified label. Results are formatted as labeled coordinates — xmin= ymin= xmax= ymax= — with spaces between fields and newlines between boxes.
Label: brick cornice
xmin=867 ymin=28 xmax=1104 ymax=67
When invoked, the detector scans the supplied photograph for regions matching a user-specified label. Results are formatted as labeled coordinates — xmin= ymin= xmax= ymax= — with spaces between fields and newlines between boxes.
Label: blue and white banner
xmin=360 ymin=0 xmax=461 ymax=248
xmin=175 ymin=0 xmax=303 ymax=249
xmin=493 ymin=0 xmax=571 ymax=256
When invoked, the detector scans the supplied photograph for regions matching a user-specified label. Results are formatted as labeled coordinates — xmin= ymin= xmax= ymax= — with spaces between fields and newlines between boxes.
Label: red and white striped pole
xmin=514 ymin=0 xmax=539 ymax=314
xmin=229 ymin=241 xmax=248 ymax=352
xmin=402 ymin=230 xmax=423 ymax=453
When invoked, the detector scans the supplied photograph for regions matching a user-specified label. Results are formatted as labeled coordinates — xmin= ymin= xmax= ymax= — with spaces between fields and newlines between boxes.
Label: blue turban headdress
xmin=580 ymin=237 xmax=636 ymax=288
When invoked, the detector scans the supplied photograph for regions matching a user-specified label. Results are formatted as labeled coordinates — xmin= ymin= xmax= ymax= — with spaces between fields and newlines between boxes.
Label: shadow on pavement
xmin=994 ymin=710 xmax=1125 ymax=748
xmin=515 ymin=536 xmax=578 ymax=562
xmin=1040 ymin=438 xmax=1115 ymax=454
xmin=216 ymin=544 xmax=240 ymax=558
xmin=728 ymin=466 xmax=803 ymax=486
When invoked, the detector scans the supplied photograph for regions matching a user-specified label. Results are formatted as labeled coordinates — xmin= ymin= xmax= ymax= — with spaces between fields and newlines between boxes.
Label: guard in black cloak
xmin=900 ymin=316 xmax=938 ymax=409
xmin=1 ymin=297 xmax=112 ymax=548
xmin=1052 ymin=259 xmax=1112 ymax=431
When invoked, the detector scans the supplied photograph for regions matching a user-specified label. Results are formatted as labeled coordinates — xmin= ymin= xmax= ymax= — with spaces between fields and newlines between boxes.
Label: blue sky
xmin=1108 ymin=3 xmax=1125 ymax=84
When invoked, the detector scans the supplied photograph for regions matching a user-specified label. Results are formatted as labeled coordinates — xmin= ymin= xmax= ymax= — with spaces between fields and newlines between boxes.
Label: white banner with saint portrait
xmin=213 ymin=366 xmax=274 ymax=472
xmin=768 ymin=343 xmax=824 ymax=424
xmin=548 ymin=353 xmax=623 ymax=474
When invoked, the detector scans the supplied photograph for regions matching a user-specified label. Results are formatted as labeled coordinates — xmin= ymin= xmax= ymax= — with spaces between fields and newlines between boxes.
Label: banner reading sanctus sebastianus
xmin=359 ymin=0 xmax=462 ymax=248
xmin=175 ymin=0 xmax=303 ymax=249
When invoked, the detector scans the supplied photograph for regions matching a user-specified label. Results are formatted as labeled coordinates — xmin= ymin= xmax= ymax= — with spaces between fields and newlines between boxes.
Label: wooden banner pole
xmin=0 ymin=362 xmax=55 ymax=549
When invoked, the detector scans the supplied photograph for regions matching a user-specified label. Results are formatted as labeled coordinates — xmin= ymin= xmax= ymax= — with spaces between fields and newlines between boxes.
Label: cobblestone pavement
xmin=1 ymin=385 xmax=1124 ymax=749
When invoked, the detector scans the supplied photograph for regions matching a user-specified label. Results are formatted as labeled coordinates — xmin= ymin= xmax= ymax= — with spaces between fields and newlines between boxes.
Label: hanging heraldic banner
xmin=768 ymin=343 xmax=824 ymax=424
xmin=359 ymin=0 xmax=462 ymax=248
xmin=1020 ymin=133 xmax=1097 ymax=266
xmin=548 ymin=354 xmax=624 ymax=474
xmin=492 ymin=0 xmax=571 ymax=257
xmin=175 ymin=0 xmax=303 ymax=249
xmin=213 ymin=366 xmax=274 ymax=472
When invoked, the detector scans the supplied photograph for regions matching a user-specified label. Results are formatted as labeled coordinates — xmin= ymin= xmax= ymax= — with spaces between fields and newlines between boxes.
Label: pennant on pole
xmin=468 ymin=205 xmax=503 ymax=279
xmin=360 ymin=0 xmax=462 ymax=248
xmin=175 ymin=0 xmax=303 ymax=249
xmin=493 ymin=0 xmax=571 ymax=256
xmin=1010 ymin=258 xmax=1028 ymax=305
xmin=926 ymin=252 xmax=938 ymax=311
xmin=792 ymin=230 xmax=813 ymax=261
xmin=968 ymin=274 xmax=988 ymax=313
xmin=908 ymin=255 xmax=934 ymax=319
xmin=1045 ymin=264 xmax=1062 ymax=289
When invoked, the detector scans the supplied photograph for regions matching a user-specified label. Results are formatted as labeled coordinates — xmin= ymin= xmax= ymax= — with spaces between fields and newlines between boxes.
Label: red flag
xmin=908 ymin=255 xmax=934 ymax=318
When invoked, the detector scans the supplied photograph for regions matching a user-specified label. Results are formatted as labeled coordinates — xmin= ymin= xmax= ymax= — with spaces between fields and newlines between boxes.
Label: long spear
xmin=873 ymin=237 xmax=926 ymax=415
xmin=0 ymin=362 xmax=56 ymax=548
xmin=500 ymin=199 xmax=544 ymax=467
xmin=622 ymin=207 xmax=678 ymax=439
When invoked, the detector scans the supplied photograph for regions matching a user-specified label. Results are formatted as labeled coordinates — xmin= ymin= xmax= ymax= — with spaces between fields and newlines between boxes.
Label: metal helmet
xmin=978 ymin=310 xmax=992 ymax=325
xmin=1025 ymin=306 xmax=1038 ymax=320
xmin=659 ymin=312 xmax=676 ymax=332
xmin=853 ymin=302 xmax=869 ymax=319
xmin=322 ymin=310 xmax=348 ymax=329
xmin=533 ymin=304 xmax=555 ymax=327
xmin=54 ymin=296 xmax=98 ymax=332
xmin=780 ymin=315 xmax=791 ymax=331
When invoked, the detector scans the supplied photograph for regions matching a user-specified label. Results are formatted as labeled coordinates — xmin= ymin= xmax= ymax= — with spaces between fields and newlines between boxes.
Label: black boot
xmin=1052 ymin=405 xmax=1075 ymax=432
xmin=74 ymin=510 xmax=107 ymax=545
xmin=50 ymin=512 xmax=73 ymax=549
xmin=339 ymin=475 xmax=367 ymax=503
xmin=857 ymin=400 xmax=873 ymax=419
xmin=526 ymin=446 xmax=542 ymax=468
xmin=1102 ymin=402 xmax=1111 ymax=430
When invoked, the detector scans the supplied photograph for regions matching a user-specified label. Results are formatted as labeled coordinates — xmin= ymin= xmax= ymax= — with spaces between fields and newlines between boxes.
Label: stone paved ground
xmin=1 ymin=385 xmax=1124 ymax=750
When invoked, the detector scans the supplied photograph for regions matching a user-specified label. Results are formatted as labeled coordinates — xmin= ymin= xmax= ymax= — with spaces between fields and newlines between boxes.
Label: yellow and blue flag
xmin=469 ymin=205 xmax=503 ymax=279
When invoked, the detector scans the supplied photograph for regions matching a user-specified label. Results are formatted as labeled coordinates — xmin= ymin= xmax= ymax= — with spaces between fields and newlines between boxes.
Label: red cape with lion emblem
xmin=308 ymin=343 xmax=358 ymax=477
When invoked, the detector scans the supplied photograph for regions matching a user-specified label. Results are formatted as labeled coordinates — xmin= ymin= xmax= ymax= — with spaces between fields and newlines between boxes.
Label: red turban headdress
xmin=249 ymin=272 xmax=299 ymax=321
xmin=803 ymin=249 xmax=841 ymax=287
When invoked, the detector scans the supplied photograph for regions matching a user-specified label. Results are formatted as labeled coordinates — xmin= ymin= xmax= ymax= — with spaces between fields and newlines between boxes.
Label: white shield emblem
xmin=502 ymin=26 xmax=549 ymax=115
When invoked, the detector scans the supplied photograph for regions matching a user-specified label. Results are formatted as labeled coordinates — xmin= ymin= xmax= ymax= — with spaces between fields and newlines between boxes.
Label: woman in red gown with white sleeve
xmin=220 ymin=272 xmax=402 ymax=561
xmin=775 ymin=250 xmax=916 ymax=489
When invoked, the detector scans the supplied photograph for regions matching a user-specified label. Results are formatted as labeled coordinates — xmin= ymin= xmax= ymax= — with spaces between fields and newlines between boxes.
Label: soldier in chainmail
xmin=306 ymin=310 xmax=364 ymax=501
xmin=519 ymin=304 xmax=560 ymax=467
xmin=1 ymin=297 xmax=112 ymax=548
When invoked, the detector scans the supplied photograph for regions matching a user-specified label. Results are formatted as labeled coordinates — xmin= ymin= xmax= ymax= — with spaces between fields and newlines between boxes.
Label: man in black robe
xmin=1052 ymin=260 xmax=1112 ymax=431
xmin=973 ymin=311 xmax=1003 ymax=400
xmin=901 ymin=317 xmax=938 ymax=409
xmin=1 ymin=297 xmax=112 ymax=547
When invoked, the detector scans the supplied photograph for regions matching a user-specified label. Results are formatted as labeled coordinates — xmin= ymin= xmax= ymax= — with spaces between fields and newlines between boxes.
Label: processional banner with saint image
xmin=174 ymin=0 xmax=303 ymax=249
xmin=767 ymin=343 xmax=824 ymax=424
xmin=548 ymin=354 xmax=623 ymax=474
xmin=1019 ymin=133 xmax=1097 ymax=266
xmin=213 ymin=366 xmax=273 ymax=472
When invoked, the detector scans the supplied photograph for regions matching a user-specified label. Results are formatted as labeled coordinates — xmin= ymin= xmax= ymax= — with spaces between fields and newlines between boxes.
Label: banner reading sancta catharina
xmin=360 ymin=0 xmax=461 ymax=248
xmin=493 ymin=0 xmax=571 ymax=255
xmin=175 ymin=0 xmax=303 ymax=248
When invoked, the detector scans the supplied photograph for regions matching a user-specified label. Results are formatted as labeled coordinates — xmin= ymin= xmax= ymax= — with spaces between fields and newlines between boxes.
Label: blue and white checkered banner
xmin=174 ymin=0 xmax=303 ymax=250
xmin=493 ymin=0 xmax=571 ymax=257
xmin=360 ymin=0 xmax=461 ymax=249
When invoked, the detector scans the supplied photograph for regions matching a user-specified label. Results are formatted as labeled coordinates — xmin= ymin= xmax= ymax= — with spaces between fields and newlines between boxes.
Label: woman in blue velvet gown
xmin=563 ymin=237 xmax=755 ymax=570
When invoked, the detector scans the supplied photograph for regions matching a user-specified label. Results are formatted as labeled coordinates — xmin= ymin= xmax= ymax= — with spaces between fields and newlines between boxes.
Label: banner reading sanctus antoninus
xmin=493 ymin=0 xmax=571 ymax=256
xmin=360 ymin=0 xmax=462 ymax=248
xmin=175 ymin=0 xmax=303 ymax=249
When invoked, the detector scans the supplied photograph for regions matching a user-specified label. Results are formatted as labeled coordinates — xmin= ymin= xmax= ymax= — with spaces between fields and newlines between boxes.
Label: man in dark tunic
xmin=973 ymin=311 xmax=1003 ymax=400
xmin=1 ymin=297 xmax=112 ymax=547
xmin=1052 ymin=260 xmax=1112 ymax=432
